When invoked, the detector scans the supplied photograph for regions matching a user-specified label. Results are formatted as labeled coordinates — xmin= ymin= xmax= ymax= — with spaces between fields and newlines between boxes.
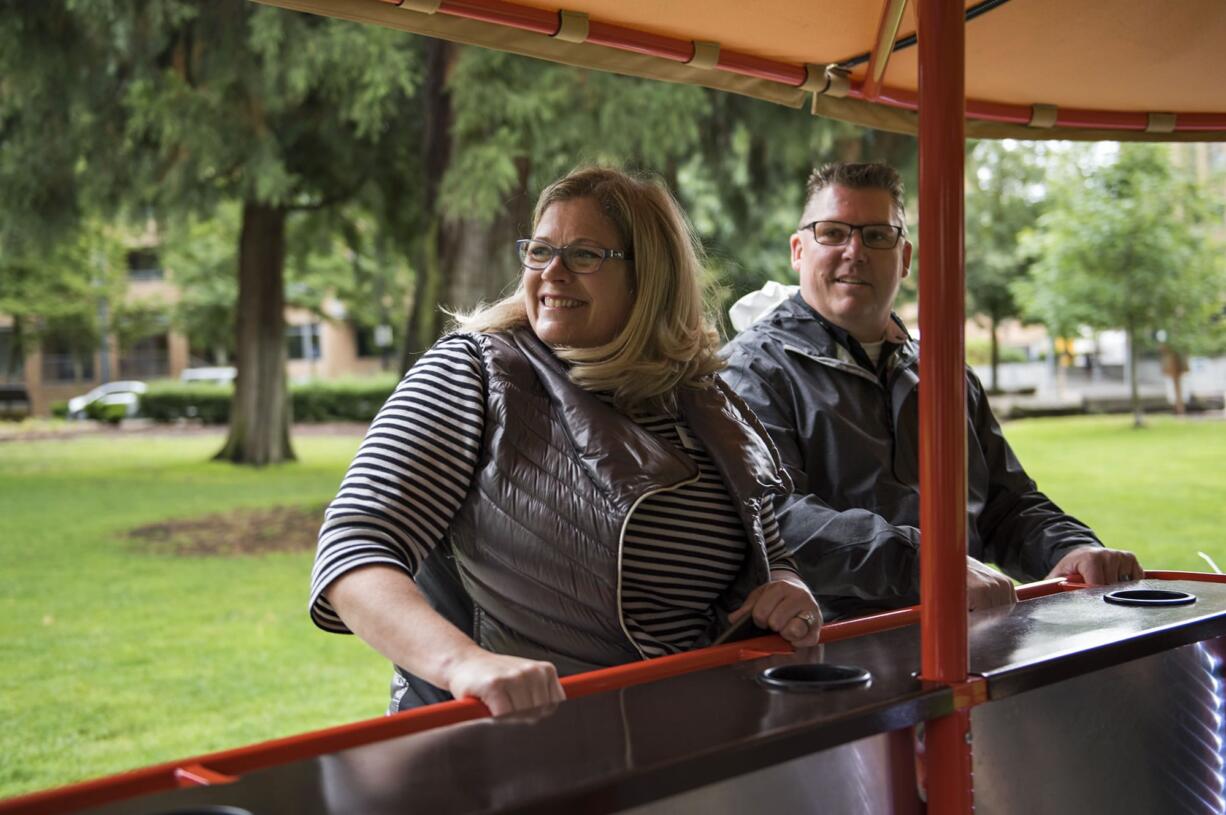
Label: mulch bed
xmin=128 ymin=504 xmax=328 ymax=557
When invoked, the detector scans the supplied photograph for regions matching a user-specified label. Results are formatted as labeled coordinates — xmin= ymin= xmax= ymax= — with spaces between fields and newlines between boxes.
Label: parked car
xmin=179 ymin=366 xmax=237 ymax=386
xmin=0 ymin=384 xmax=31 ymax=420
xmin=66 ymin=380 xmax=147 ymax=420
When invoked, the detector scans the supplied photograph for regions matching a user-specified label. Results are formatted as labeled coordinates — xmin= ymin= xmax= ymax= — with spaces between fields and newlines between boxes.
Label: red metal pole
xmin=917 ymin=0 xmax=971 ymax=811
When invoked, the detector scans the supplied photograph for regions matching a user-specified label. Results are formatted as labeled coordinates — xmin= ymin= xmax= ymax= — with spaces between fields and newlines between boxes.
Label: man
xmin=721 ymin=162 xmax=1141 ymax=619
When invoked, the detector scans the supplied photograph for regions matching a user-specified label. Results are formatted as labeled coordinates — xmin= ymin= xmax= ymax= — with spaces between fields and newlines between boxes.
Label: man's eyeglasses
xmin=800 ymin=220 xmax=904 ymax=250
xmin=515 ymin=239 xmax=633 ymax=275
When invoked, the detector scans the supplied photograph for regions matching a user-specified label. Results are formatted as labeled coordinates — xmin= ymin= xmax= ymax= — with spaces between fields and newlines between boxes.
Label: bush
xmin=291 ymin=378 xmax=398 ymax=423
xmin=141 ymin=382 xmax=233 ymax=424
xmin=138 ymin=377 xmax=400 ymax=425
xmin=85 ymin=400 xmax=127 ymax=425
xmin=966 ymin=338 xmax=1029 ymax=367
xmin=50 ymin=401 xmax=69 ymax=419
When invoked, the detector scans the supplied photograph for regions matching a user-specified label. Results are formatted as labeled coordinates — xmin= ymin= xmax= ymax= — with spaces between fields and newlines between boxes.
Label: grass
xmin=1001 ymin=415 xmax=1226 ymax=572
xmin=1 ymin=415 xmax=1224 ymax=800
xmin=0 ymin=431 xmax=386 ymax=799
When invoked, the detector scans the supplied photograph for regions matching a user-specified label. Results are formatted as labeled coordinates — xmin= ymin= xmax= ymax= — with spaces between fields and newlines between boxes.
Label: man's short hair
xmin=802 ymin=162 xmax=907 ymax=230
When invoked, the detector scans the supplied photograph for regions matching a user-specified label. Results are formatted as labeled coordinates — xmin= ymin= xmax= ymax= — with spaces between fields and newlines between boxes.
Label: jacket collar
xmin=764 ymin=293 xmax=916 ymax=372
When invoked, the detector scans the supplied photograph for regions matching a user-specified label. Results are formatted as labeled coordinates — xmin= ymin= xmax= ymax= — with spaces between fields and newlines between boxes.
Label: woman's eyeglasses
xmin=515 ymin=239 xmax=633 ymax=275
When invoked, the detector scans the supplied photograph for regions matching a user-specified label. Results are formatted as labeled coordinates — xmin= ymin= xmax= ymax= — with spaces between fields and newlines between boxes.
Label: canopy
xmin=259 ymin=0 xmax=1226 ymax=141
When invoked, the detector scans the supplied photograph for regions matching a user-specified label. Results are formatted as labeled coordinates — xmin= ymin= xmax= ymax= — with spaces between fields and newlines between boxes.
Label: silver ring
xmin=795 ymin=610 xmax=818 ymax=629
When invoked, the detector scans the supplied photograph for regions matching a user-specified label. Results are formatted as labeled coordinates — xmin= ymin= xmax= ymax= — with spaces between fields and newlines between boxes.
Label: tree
xmin=1016 ymin=144 xmax=1226 ymax=427
xmin=0 ymin=220 xmax=127 ymax=379
xmin=964 ymin=140 xmax=1047 ymax=391
xmin=2 ymin=2 xmax=427 ymax=464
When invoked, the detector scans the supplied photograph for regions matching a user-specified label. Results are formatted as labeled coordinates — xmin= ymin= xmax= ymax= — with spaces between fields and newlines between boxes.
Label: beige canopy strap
xmin=553 ymin=10 xmax=589 ymax=43
xmin=801 ymin=64 xmax=851 ymax=95
xmin=864 ymin=0 xmax=908 ymax=99
xmin=687 ymin=41 xmax=720 ymax=70
xmin=1146 ymin=112 xmax=1177 ymax=133
xmin=1027 ymin=104 xmax=1058 ymax=128
xmin=398 ymin=0 xmax=441 ymax=13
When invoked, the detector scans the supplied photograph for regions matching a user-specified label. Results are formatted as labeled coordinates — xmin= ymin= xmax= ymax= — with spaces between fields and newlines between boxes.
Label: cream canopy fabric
xmin=257 ymin=0 xmax=1226 ymax=141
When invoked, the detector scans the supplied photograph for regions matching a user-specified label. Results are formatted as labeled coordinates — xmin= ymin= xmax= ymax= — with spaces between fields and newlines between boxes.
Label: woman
xmin=310 ymin=167 xmax=821 ymax=717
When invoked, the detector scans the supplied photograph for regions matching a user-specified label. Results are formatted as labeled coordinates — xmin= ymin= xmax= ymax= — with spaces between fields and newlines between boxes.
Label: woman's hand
xmin=443 ymin=647 xmax=566 ymax=717
xmin=729 ymin=572 xmax=822 ymax=647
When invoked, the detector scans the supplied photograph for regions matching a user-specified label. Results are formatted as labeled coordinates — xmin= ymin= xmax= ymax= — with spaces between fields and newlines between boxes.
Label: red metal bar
xmin=924 ymin=710 xmax=975 ymax=810
xmin=917 ymin=0 xmax=970 ymax=811
xmin=917 ymin=0 xmax=967 ymax=686
xmin=586 ymin=20 xmax=694 ymax=62
xmin=1143 ymin=570 xmax=1226 ymax=584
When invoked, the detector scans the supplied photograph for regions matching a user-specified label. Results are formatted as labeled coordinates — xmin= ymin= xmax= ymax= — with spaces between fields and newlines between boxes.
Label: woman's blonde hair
xmin=452 ymin=166 xmax=724 ymax=412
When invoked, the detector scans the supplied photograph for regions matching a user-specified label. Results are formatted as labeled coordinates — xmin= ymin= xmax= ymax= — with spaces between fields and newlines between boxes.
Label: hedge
xmin=139 ymin=377 xmax=400 ymax=425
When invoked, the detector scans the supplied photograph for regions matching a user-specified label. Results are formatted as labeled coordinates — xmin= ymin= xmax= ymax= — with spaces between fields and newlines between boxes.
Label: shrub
xmin=85 ymin=400 xmax=127 ymax=425
xmin=966 ymin=338 xmax=1029 ymax=367
xmin=291 ymin=378 xmax=398 ymax=423
xmin=138 ymin=377 xmax=400 ymax=425
xmin=141 ymin=382 xmax=232 ymax=424
xmin=50 ymin=401 xmax=69 ymax=419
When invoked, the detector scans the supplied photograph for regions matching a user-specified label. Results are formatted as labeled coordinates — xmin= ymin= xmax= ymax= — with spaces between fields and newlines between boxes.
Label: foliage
xmin=964 ymin=141 xmax=1045 ymax=321
xmin=1016 ymin=144 xmax=1225 ymax=347
xmin=0 ymin=220 xmax=128 ymax=372
xmin=111 ymin=298 xmax=172 ymax=352
xmin=160 ymin=204 xmax=240 ymax=364
xmin=139 ymin=377 xmax=401 ymax=424
xmin=965 ymin=337 xmax=1028 ymax=367
xmin=140 ymin=381 xmax=233 ymax=424
xmin=290 ymin=376 xmax=400 ymax=423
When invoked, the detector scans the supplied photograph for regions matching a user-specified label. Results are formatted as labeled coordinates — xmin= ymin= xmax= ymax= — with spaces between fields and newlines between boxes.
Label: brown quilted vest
xmin=447 ymin=329 xmax=790 ymax=675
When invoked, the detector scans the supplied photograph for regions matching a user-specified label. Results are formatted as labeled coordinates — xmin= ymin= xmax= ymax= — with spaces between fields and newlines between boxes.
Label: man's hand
xmin=1046 ymin=546 xmax=1143 ymax=585
xmin=967 ymin=556 xmax=1017 ymax=611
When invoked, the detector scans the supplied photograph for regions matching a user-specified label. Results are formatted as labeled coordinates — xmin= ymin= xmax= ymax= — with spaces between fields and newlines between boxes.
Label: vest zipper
xmin=615 ymin=472 xmax=702 ymax=661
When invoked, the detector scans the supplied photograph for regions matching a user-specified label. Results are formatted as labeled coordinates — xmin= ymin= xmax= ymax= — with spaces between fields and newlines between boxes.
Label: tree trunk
xmin=443 ymin=160 xmax=530 ymax=312
xmin=401 ymin=39 xmax=454 ymax=371
xmin=1125 ymin=323 xmax=1144 ymax=429
xmin=989 ymin=314 xmax=1000 ymax=393
xmin=1161 ymin=344 xmax=1187 ymax=415
xmin=215 ymin=202 xmax=295 ymax=465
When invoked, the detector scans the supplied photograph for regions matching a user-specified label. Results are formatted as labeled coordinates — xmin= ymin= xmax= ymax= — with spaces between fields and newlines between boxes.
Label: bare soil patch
xmin=128 ymin=504 xmax=327 ymax=557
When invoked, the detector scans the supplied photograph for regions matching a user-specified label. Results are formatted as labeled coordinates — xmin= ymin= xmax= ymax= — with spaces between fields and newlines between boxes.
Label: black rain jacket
xmin=721 ymin=293 xmax=1101 ymax=620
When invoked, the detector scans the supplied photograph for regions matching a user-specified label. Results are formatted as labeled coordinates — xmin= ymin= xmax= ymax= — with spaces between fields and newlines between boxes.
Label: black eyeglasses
xmin=800 ymin=220 xmax=905 ymax=250
xmin=515 ymin=239 xmax=633 ymax=275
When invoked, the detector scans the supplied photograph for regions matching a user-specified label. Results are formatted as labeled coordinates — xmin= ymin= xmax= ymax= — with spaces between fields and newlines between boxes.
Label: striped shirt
xmin=310 ymin=334 xmax=795 ymax=658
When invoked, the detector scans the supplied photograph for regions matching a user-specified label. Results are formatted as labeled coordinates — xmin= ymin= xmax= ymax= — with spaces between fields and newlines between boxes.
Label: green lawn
xmin=1002 ymin=415 xmax=1226 ymax=572
xmin=2 ymin=415 xmax=1224 ymax=800
xmin=0 ymin=431 xmax=386 ymax=799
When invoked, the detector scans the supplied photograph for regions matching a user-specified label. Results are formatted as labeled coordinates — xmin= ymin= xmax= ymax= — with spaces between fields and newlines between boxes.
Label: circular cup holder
xmin=1104 ymin=588 xmax=1196 ymax=607
xmin=757 ymin=663 xmax=872 ymax=692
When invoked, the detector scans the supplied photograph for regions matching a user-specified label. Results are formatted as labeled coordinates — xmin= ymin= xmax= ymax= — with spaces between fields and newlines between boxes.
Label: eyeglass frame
xmin=798 ymin=219 xmax=906 ymax=250
xmin=515 ymin=238 xmax=634 ymax=275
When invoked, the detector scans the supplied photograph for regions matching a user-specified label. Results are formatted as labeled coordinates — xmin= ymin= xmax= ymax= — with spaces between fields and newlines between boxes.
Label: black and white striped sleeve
xmin=309 ymin=334 xmax=486 ymax=633
xmin=762 ymin=501 xmax=800 ymax=576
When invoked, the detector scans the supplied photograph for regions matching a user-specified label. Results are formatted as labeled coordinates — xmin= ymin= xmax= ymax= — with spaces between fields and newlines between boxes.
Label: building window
xmin=127 ymin=249 xmax=163 ymax=281
xmin=119 ymin=334 xmax=170 ymax=379
xmin=40 ymin=344 xmax=95 ymax=383
xmin=286 ymin=323 xmax=322 ymax=361
xmin=0 ymin=327 xmax=22 ymax=382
